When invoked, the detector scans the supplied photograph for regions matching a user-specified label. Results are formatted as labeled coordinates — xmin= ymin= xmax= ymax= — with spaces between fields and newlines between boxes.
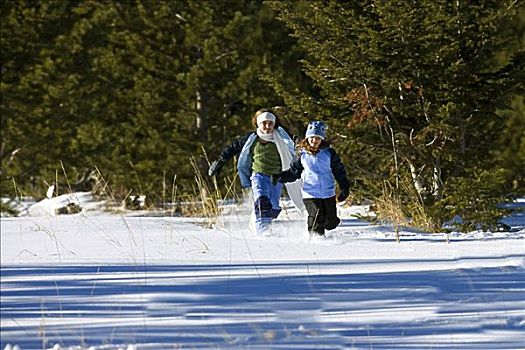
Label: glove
xmin=271 ymin=173 xmax=282 ymax=185
xmin=208 ymin=157 xmax=226 ymax=177
xmin=337 ymin=188 xmax=349 ymax=202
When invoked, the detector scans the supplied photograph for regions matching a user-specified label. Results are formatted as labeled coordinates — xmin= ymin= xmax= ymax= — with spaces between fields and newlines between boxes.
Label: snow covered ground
xmin=1 ymin=193 xmax=524 ymax=349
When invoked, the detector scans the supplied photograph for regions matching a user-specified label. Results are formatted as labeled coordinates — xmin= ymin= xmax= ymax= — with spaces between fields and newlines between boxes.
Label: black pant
xmin=303 ymin=197 xmax=340 ymax=235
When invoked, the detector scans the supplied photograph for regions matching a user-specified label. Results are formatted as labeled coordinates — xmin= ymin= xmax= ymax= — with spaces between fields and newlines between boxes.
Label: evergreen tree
xmin=1 ymin=0 xmax=305 ymax=204
xmin=494 ymin=5 xmax=525 ymax=193
xmin=268 ymin=0 xmax=524 ymax=231
xmin=1 ymin=0 xmax=92 ymax=194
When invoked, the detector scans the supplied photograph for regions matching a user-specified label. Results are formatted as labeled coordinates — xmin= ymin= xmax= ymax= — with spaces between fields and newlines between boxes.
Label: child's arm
xmin=209 ymin=132 xmax=253 ymax=176
xmin=329 ymin=149 xmax=350 ymax=201
xmin=272 ymin=156 xmax=303 ymax=184
xmin=219 ymin=132 xmax=253 ymax=161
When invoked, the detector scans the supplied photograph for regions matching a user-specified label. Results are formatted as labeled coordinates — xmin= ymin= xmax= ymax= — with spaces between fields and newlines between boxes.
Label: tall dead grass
xmin=187 ymin=149 xmax=239 ymax=227
xmin=372 ymin=175 xmax=437 ymax=241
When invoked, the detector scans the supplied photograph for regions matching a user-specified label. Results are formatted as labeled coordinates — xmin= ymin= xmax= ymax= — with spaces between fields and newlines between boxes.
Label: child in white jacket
xmin=273 ymin=121 xmax=350 ymax=236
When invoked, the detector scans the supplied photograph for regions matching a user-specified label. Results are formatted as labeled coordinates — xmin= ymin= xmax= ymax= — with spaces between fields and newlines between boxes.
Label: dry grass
xmin=372 ymin=176 xmax=437 ymax=241
xmin=188 ymin=149 xmax=239 ymax=227
xmin=2 ymin=154 xmax=240 ymax=222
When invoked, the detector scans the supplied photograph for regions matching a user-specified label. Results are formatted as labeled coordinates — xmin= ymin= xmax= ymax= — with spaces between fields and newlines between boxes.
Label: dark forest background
xmin=1 ymin=0 xmax=523 ymax=230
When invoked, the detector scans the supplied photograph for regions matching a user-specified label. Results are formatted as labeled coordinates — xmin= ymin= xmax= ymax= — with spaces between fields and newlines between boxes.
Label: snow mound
xmin=27 ymin=192 xmax=106 ymax=217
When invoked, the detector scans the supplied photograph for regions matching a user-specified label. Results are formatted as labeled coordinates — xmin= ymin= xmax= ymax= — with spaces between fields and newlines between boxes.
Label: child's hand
xmin=337 ymin=188 xmax=349 ymax=202
xmin=271 ymin=173 xmax=282 ymax=185
xmin=208 ymin=157 xmax=226 ymax=177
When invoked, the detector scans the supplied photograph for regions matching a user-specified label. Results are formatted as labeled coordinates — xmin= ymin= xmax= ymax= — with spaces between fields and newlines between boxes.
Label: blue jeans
xmin=250 ymin=173 xmax=282 ymax=234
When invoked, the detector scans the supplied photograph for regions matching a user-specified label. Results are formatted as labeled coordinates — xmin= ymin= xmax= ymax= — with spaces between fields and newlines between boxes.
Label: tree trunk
xmin=195 ymin=89 xmax=209 ymax=144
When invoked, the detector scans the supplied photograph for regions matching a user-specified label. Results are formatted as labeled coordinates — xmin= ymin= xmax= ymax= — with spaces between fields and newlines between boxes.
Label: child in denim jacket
xmin=208 ymin=109 xmax=302 ymax=235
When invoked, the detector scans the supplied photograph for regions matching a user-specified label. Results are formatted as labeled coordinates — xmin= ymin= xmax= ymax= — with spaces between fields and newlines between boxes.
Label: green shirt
xmin=251 ymin=140 xmax=282 ymax=176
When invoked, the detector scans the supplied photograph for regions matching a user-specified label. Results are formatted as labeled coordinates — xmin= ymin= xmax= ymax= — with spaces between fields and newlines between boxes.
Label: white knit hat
xmin=256 ymin=112 xmax=276 ymax=127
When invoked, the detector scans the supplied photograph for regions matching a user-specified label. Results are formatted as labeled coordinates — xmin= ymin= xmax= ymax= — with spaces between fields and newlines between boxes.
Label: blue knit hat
xmin=305 ymin=121 xmax=327 ymax=140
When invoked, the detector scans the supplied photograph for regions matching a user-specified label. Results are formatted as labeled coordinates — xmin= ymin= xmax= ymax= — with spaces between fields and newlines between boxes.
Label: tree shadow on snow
xmin=1 ymin=258 xmax=524 ymax=349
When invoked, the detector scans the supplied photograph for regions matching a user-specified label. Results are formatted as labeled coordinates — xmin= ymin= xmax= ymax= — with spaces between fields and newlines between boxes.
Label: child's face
xmin=307 ymin=136 xmax=322 ymax=148
xmin=259 ymin=120 xmax=275 ymax=134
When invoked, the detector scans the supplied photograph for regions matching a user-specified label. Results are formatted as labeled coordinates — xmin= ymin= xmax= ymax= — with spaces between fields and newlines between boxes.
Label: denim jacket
xmin=219 ymin=127 xmax=295 ymax=188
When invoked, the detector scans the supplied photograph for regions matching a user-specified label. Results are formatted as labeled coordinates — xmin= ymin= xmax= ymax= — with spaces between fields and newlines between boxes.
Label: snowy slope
xmin=1 ymin=194 xmax=524 ymax=349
